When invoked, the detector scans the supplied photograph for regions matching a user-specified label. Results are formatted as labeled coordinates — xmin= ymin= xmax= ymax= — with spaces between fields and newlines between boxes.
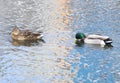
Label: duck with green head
xmin=75 ymin=32 xmax=112 ymax=47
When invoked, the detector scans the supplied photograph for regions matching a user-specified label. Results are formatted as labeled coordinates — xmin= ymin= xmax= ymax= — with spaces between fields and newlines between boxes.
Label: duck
xmin=75 ymin=32 xmax=112 ymax=47
xmin=12 ymin=27 xmax=43 ymax=41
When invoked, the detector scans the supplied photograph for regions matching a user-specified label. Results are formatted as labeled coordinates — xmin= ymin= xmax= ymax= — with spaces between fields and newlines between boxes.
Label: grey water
xmin=0 ymin=0 xmax=120 ymax=83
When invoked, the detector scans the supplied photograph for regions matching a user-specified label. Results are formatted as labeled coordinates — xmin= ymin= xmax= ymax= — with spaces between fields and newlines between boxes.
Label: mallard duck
xmin=75 ymin=32 xmax=112 ymax=46
xmin=12 ymin=27 xmax=43 ymax=40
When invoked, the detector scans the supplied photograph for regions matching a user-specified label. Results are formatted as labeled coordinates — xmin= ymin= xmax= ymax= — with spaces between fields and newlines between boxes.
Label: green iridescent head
xmin=75 ymin=32 xmax=86 ymax=39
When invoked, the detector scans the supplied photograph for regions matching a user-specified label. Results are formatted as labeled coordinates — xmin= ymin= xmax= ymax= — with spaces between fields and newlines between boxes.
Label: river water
xmin=0 ymin=0 xmax=120 ymax=83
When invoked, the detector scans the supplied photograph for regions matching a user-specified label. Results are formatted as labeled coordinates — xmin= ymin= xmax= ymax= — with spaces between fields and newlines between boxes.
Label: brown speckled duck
xmin=12 ymin=27 xmax=43 ymax=40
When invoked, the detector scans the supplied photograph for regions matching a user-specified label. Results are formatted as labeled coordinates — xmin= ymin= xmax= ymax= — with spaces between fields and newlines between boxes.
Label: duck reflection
xmin=104 ymin=44 xmax=113 ymax=49
xmin=12 ymin=39 xmax=45 ymax=46
xmin=75 ymin=39 xmax=84 ymax=47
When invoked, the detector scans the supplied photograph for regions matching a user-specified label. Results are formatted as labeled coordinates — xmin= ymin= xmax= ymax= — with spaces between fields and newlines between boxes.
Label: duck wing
xmin=87 ymin=34 xmax=109 ymax=40
xmin=32 ymin=33 xmax=40 ymax=36
xmin=20 ymin=30 xmax=43 ymax=39
xmin=20 ymin=30 xmax=33 ymax=36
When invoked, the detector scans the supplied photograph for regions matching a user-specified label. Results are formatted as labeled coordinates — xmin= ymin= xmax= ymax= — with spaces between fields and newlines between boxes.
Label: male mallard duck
xmin=75 ymin=32 xmax=112 ymax=46
xmin=12 ymin=27 xmax=43 ymax=40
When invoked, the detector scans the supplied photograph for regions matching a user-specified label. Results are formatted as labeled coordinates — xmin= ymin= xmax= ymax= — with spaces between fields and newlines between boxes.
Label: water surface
xmin=0 ymin=0 xmax=120 ymax=83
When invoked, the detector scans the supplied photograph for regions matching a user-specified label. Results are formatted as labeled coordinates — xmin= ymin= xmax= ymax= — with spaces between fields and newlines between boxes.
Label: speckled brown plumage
xmin=12 ymin=27 xmax=43 ymax=40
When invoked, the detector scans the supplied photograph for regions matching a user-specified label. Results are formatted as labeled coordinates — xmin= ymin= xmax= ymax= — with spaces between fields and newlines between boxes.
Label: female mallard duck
xmin=75 ymin=32 xmax=112 ymax=46
xmin=12 ymin=27 xmax=43 ymax=40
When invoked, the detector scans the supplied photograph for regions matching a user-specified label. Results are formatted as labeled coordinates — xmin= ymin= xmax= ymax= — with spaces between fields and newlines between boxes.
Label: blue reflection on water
xmin=69 ymin=0 xmax=120 ymax=83
xmin=68 ymin=45 xmax=114 ymax=83
xmin=69 ymin=0 xmax=120 ymax=82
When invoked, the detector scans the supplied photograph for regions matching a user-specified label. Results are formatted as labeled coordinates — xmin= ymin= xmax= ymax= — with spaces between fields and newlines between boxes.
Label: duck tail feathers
xmin=104 ymin=38 xmax=112 ymax=44
xmin=37 ymin=34 xmax=43 ymax=39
